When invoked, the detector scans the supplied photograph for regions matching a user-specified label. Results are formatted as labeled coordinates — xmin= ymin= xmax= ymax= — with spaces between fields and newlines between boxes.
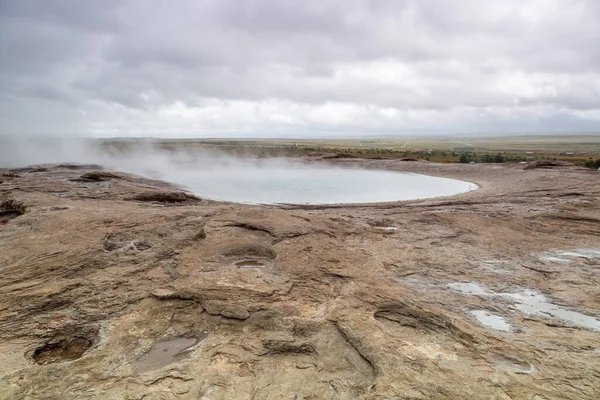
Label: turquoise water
xmin=174 ymin=163 xmax=477 ymax=204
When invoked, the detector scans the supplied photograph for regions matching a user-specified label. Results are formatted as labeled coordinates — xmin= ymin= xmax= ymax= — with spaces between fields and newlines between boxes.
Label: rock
xmin=524 ymin=160 xmax=579 ymax=169
xmin=195 ymin=228 xmax=207 ymax=240
xmin=33 ymin=337 xmax=93 ymax=365
xmin=1 ymin=161 xmax=599 ymax=399
xmin=77 ymin=171 xmax=123 ymax=181
xmin=261 ymin=339 xmax=316 ymax=355
xmin=202 ymin=300 xmax=250 ymax=320
xmin=0 ymin=199 xmax=26 ymax=224
xmin=130 ymin=191 xmax=200 ymax=203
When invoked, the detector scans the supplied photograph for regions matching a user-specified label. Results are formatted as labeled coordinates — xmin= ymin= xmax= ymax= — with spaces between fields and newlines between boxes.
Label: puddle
xmin=500 ymin=290 xmax=600 ymax=332
xmin=235 ymin=260 xmax=266 ymax=268
xmin=448 ymin=282 xmax=600 ymax=332
xmin=134 ymin=333 xmax=207 ymax=372
xmin=469 ymin=310 xmax=512 ymax=332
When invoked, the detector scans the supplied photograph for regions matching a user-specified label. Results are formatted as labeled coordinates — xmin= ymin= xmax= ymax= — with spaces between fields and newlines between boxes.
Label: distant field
xmin=106 ymin=134 xmax=600 ymax=152
xmin=398 ymin=135 xmax=600 ymax=153
xmin=99 ymin=134 xmax=600 ymax=167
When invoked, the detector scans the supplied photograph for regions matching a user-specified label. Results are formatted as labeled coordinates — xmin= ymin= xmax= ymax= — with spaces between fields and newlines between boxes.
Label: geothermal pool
xmin=171 ymin=163 xmax=477 ymax=204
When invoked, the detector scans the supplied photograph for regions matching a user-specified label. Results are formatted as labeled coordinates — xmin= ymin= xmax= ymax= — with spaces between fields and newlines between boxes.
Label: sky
xmin=1 ymin=0 xmax=599 ymax=138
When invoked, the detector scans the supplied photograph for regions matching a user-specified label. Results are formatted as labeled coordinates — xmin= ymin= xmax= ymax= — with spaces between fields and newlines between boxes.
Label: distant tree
xmin=459 ymin=154 xmax=470 ymax=163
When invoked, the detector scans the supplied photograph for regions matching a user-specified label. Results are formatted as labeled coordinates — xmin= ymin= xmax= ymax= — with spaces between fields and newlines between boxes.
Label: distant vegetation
xmin=584 ymin=159 xmax=600 ymax=169
xmin=459 ymin=153 xmax=504 ymax=163
xmin=98 ymin=135 xmax=600 ymax=168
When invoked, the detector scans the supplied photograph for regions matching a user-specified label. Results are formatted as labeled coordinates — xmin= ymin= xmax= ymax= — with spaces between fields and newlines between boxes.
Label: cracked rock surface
xmin=1 ymin=159 xmax=599 ymax=399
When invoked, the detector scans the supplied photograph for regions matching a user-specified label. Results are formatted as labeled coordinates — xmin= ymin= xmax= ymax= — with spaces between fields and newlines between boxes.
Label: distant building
xmin=526 ymin=151 xmax=533 ymax=155
xmin=565 ymin=152 xmax=574 ymax=155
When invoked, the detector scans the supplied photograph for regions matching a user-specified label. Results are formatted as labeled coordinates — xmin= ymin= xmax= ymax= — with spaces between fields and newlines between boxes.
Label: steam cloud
xmin=0 ymin=137 xmax=476 ymax=204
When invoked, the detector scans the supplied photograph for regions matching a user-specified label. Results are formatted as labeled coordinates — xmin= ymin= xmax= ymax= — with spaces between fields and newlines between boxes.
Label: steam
xmin=0 ymin=136 xmax=331 ymax=200
xmin=0 ymin=135 xmax=308 ymax=172
xmin=0 ymin=137 xmax=100 ymax=168
xmin=0 ymin=136 xmax=477 ymax=204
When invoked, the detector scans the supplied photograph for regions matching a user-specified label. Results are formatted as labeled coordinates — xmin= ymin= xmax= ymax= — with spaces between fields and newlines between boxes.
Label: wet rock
xmin=130 ymin=191 xmax=200 ymax=203
xmin=194 ymin=227 xmax=207 ymax=240
xmin=103 ymin=241 xmax=123 ymax=251
xmin=76 ymin=171 xmax=124 ymax=182
xmin=222 ymin=244 xmax=276 ymax=259
xmin=134 ymin=333 xmax=207 ymax=372
xmin=8 ymin=166 xmax=48 ymax=174
xmin=57 ymin=164 xmax=104 ymax=170
xmin=28 ymin=167 xmax=49 ymax=173
xmin=261 ymin=339 xmax=316 ymax=355
xmin=134 ymin=241 xmax=152 ymax=251
xmin=0 ymin=199 xmax=26 ymax=224
xmin=235 ymin=260 xmax=266 ymax=268
xmin=32 ymin=337 xmax=93 ymax=365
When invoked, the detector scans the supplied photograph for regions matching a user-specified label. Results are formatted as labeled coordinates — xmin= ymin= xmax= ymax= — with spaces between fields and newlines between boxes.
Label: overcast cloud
xmin=1 ymin=0 xmax=599 ymax=137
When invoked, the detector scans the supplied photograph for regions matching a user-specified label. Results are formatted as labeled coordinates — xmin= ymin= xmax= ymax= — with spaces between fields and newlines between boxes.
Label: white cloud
xmin=0 ymin=0 xmax=599 ymax=137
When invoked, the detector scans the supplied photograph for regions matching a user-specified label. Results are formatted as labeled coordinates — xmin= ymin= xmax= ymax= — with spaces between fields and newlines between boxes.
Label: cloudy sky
xmin=1 ymin=0 xmax=599 ymax=138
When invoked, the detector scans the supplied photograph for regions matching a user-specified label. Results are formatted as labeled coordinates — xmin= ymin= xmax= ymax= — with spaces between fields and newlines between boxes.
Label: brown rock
xmin=0 ymin=160 xmax=599 ymax=399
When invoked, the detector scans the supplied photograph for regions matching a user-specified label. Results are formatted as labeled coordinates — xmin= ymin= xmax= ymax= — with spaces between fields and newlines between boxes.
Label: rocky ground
xmin=0 ymin=158 xmax=599 ymax=400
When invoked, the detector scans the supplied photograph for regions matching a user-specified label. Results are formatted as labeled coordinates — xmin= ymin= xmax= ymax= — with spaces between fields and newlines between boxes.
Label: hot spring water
xmin=171 ymin=162 xmax=477 ymax=204
xmin=0 ymin=138 xmax=478 ymax=205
